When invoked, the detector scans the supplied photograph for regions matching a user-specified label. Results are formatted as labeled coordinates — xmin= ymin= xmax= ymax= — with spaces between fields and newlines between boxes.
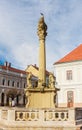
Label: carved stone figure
xmin=27 ymin=72 xmax=32 ymax=88
xmin=38 ymin=79 xmax=42 ymax=88
xmin=25 ymin=91 xmax=31 ymax=108
xmin=49 ymin=73 xmax=55 ymax=89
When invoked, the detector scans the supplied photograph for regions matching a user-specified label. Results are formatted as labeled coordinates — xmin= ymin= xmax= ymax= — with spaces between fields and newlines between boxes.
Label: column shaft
xmin=39 ymin=40 xmax=46 ymax=84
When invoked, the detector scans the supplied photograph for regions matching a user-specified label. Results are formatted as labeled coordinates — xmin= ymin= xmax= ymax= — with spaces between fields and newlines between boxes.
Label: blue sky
xmin=0 ymin=0 xmax=82 ymax=71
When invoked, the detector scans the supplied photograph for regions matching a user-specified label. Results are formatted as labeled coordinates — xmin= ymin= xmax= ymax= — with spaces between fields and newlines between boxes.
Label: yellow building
xmin=26 ymin=64 xmax=49 ymax=86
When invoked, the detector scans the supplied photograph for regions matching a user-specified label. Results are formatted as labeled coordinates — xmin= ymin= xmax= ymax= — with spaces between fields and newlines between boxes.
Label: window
xmin=66 ymin=70 xmax=72 ymax=80
xmin=67 ymin=91 xmax=74 ymax=107
xmin=2 ymin=79 xmax=5 ymax=85
xmin=17 ymin=82 xmax=19 ymax=87
xmin=67 ymin=91 xmax=73 ymax=102
xmin=12 ymin=81 xmax=15 ymax=87
xmin=24 ymin=83 xmax=26 ymax=88
xmin=8 ymin=80 xmax=10 ymax=86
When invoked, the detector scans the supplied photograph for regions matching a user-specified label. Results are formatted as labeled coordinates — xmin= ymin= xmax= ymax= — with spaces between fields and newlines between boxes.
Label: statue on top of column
xmin=37 ymin=13 xmax=47 ymax=40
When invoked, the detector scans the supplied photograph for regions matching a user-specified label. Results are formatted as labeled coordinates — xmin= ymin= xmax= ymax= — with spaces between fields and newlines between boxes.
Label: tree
xmin=6 ymin=88 xmax=20 ymax=100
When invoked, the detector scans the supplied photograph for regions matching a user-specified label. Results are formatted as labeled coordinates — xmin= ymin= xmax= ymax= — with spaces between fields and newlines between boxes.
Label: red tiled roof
xmin=1 ymin=65 xmax=27 ymax=74
xmin=54 ymin=44 xmax=82 ymax=64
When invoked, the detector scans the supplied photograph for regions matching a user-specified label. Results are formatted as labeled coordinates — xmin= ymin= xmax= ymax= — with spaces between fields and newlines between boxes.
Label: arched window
xmin=2 ymin=79 xmax=5 ymax=85
xmin=8 ymin=80 xmax=10 ymax=86
xmin=12 ymin=81 xmax=15 ymax=87
xmin=67 ymin=91 xmax=74 ymax=107
xmin=24 ymin=83 xmax=26 ymax=88
xmin=17 ymin=82 xmax=19 ymax=87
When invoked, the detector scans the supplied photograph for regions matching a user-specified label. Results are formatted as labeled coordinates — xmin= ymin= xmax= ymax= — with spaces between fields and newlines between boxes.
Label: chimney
xmin=9 ymin=63 xmax=11 ymax=67
xmin=4 ymin=61 xmax=11 ymax=67
xmin=4 ymin=61 xmax=8 ymax=66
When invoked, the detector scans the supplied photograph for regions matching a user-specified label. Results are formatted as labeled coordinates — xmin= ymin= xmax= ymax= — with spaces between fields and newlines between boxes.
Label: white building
xmin=54 ymin=44 xmax=82 ymax=107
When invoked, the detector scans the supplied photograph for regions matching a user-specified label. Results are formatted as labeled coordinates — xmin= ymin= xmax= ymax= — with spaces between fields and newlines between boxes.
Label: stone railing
xmin=15 ymin=110 xmax=39 ymax=121
xmin=44 ymin=109 xmax=68 ymax=121
xmin=15 ymin=109 xmax=68 ymax=121
xmin=0 ymin=107 xmax=82 ymax=126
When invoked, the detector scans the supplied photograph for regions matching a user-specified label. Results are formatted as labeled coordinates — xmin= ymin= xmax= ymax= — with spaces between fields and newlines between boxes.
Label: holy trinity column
xmin=25 ymin=15 xmax=58 ymax=108
xmin=37 ymin=14 xmax=47 ymax=87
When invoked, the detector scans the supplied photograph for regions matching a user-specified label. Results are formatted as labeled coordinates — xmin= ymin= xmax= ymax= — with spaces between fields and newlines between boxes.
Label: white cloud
xmin=0 ymin=0 xmax=82 ymax=71
xmin=11 ymin=42 xmax=38 ymax=69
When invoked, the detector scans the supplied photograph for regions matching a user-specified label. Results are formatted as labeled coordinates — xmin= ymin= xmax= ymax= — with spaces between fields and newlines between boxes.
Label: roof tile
xmin=54 ymin=44 xmax=82 ymax=64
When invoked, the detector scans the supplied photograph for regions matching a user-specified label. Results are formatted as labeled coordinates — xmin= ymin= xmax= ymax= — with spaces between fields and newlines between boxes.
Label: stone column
xmin=37 ymin=15 xmax=47 ymax=87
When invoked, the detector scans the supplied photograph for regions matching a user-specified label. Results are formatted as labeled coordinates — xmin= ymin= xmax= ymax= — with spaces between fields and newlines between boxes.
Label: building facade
xmin=54 ymin=44 xmax=82 ymax=107
xmin=0 ymin=62 xmax=39 ymax=106
xmin=0 ymin=61 xmax=27 ymax=106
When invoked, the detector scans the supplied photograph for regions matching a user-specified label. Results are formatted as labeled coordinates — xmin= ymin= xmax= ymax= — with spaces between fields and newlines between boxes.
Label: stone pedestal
xmin=26 ymin=88 xmax=56 ymax=108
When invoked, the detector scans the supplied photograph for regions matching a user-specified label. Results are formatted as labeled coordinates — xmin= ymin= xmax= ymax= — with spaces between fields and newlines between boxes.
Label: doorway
xmin=1 ymin=93 xmax=4 ymax=106
xmin=67 ymin=91 xmax=74 ymax=107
